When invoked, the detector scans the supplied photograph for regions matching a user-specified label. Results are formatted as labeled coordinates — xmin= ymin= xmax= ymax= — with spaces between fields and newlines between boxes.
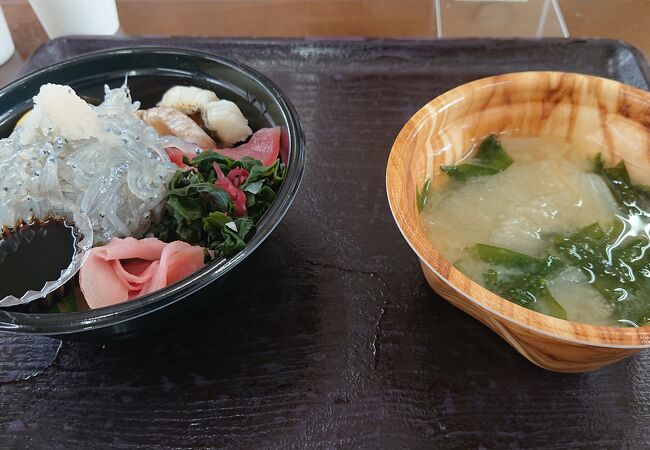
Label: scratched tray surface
xmin=2 ymin=37 xmax=650 ymax=448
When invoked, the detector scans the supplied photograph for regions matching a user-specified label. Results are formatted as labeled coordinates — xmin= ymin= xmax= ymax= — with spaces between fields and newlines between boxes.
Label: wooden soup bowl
xmin=386 ymin=71 xmax=650 ymax=372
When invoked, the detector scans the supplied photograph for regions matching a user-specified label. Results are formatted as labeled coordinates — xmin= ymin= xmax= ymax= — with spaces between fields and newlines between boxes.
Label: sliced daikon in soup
xmin=421 ymin=135 xmax=650 ymax=326
xmin=548 ymin=267 xmax=616 ymax=326
xmin=423 ymin=145 xmax=619 ymax=262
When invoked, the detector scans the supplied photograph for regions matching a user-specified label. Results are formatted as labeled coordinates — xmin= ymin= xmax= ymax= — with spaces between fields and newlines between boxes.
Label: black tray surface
xmin=2 ymin=37 xmax=650 ymax=448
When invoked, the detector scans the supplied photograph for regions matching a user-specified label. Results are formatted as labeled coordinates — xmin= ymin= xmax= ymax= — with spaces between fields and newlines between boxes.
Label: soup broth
xmin=421 ymin=136 xmax=650 ymax=327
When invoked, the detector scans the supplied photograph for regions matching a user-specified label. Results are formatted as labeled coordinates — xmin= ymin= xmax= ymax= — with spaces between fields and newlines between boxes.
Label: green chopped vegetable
xmin=473 ymin=134 xmax=515 ymax=169
xmin=242 ymin=159 xmax=284 ymax=190
xmin=441 ymin=164 xmax=501 ymax=181
xmin=474 ymin=243 xmax=564 ymax=275
xmin=416 ymin=178 xmax=431 ymax=212
xmin=593 ymin=154 xmax=650 ymax=215
xmin=554 ymin=221 xmax=650 ymax=325
xmin=202 ymin=210 xmax=232 ymax=234
xmin=152 ymin=150 xmax=285 ymax=257
xmin=219 ymin=217 xmax=254 ymax=256
xmin=484 ymin=269 xmax=567 ymax=319
xmin=246 ymin=185 xmax=277 ymax=222
xmin=188 ymin=151 xmax=236 ymax=174
xmin=244 ymin=180 xmax=264 ymax=194
xmin=469 ymin=243 xmax=567 ymax=319
xmin=441 ymin=135 xmax=513 ymax=181
xmin=202 ymin=212 xmax=254 ymax=256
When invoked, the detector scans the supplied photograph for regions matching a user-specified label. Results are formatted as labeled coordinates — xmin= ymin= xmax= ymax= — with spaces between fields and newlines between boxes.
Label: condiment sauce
xmin=0 ymin=218 xmax=77 ymax=298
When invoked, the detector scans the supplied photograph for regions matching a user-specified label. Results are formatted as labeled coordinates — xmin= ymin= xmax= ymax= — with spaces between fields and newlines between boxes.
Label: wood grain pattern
xmin=387 ymin=71 xmax=650 ymax=372
xmin=4 ymin=0 xmax=650 ymax=60
xmin=421 ymin=261 xmax=640 ymax=372
xmin=117 ymin=0 xmax=436 ymax=38
xmin=3 ymin=38 xmax=650 ymax=448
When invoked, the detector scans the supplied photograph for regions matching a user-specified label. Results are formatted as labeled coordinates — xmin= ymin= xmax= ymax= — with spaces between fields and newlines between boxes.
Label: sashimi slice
xmin=213 ymin=127 xmax=281 ymax=166
xmin=165 ymin=147 xmax=191 ymax=169
xmin=164 ymin=128 xmax=282 ymax=169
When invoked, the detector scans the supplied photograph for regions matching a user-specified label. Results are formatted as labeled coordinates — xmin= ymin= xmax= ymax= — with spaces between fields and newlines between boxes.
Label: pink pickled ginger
xmin=79 ymin=237 xmax=205 ymax=309
xmin=212 ymin=162 xmax=247 ymax=217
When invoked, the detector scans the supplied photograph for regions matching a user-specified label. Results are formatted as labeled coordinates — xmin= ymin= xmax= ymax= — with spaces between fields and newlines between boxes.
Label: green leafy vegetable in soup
xmin=441 ymin=134 xmax=513 ymax=181
xmin=416 ymin=178 xmax=431 ymax=212
xmin=553 ymin=217 xmax=650 ymax=326
xmin=592 ymin=154 xmax=650 ymax=216
xmin=421 ymin=135 xmax=650 ymax=326
xmin=472 ymin=244 xmax=567 ymax=319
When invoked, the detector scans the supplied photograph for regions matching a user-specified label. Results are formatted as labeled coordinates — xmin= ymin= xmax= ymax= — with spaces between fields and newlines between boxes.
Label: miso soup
xmin=420 ymin=135 xmax=650 ymax=327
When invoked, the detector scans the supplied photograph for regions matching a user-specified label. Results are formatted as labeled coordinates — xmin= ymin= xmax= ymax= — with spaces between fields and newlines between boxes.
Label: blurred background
xmin=0 ymin=0 xmax=647 ymax=69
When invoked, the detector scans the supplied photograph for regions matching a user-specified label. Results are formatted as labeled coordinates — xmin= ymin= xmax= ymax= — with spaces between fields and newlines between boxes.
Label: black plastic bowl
xmin=0 ymin=47 xmax=305 ymax=340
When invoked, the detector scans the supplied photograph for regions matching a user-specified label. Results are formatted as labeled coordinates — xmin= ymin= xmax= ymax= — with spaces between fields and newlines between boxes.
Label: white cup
xmin=0 ymin=6 xmax=15 ymax=65
xmin=28 ymin=0 xmax=120 ymax=39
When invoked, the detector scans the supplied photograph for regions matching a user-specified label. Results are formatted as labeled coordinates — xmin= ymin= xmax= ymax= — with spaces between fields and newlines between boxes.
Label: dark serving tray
xmin=2 ymin=37 xmax=650 ymax=448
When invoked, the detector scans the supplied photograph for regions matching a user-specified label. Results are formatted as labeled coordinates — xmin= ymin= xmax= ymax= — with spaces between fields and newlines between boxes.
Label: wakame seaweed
xmin=455 ymin=154 xmax=650 ymax=325
xmin=441 ymin=135 xmax=513 ymax=181
xmin=569 ymin=155 xmax=650 ymax=324
xmin=153 ymin=151 xmax=285 ymax=257
xmin=416 ymin=178 xmax=431 ymax=212
xmin=554 ymin=222 xmax=650 ymax=326
xmin=474 ymin=244 xmax=564 ymax=274
xmin=471 ymin=244 xmax=567 ymax=319
xmin=593 ymin=154 xmax=650 ymax=215
xmin=418 ymin=135 xmax=512 ymax=213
